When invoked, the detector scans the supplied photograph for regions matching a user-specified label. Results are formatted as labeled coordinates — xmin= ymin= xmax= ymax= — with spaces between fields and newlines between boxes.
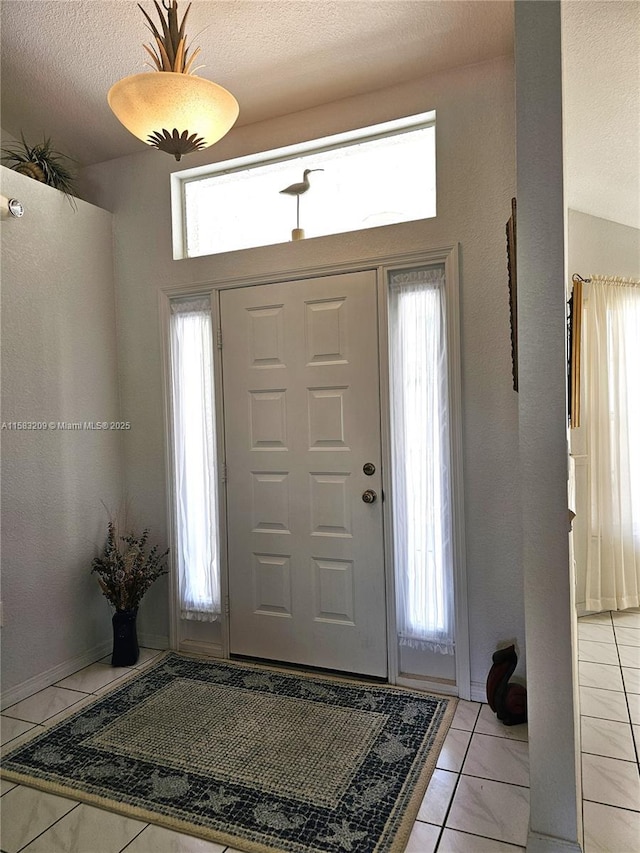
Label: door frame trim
xmin=160 ymin=244 xmax=470 ymax=698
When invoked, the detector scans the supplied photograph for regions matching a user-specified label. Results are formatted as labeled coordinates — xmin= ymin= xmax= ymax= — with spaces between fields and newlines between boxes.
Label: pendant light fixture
xmin=108 ymin=1 xmax=239 ymax=161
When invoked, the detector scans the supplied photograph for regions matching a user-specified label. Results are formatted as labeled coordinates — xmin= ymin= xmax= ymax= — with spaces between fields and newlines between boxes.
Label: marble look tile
xmin=55 ymin=663 xmax=133 ymax=694
xmin=42 ymin=694 xmax=101 ymax=729
xmin=2 ymin=687 xmax=87 ymax=724
xmin=583 ymin=799 xmax=640 ymax=852
xmin=93 ymin=672 xmax=138 ymax=696
xmin=123 ymin=824 xmax=227 ymax=853
xmin=581 ymin=716 xmax=636 ymax=761
xmin=580 ymin=612 xmax=613 ymax=625
xmin=446 ymin=776 xmax=530 ymax=848
xmin=1 ymin=779 xmax=17 ymax=795
xmin=417 ymin=769 xmax=458 ymax=825
xmin=578 ymin=622 xmax=615 ymax=644
xmin=1 ymin=724 xmax=45 ymax=757
xmin=20 ymin=803 xmax=146 ymax=852
xmin=578 ymin=661 xmax=624 ymax=692
xmin=98 ymin=653 xmax=136 ymax=667
xmin=578 ymin=640 xmax=620 ymax=665
xmin=462 ymin=733 xmax=529 ymax=787
xmin=628 ymin=692 xmax=640 ymax=725
xmin=1 ymin=715 xmax=37 ymax=746
xmin=615 ymin=626 xmax=640 ymax=647
xmin=623 ymin=666 xmax=640 ymax=694
xmin=474 ymin=705 xmax=528 ymax=742
xmin=438 ymin=828 xmax=526 ymax=852
xmin=451 ymin=699 xmax=481 ymax=732
xmin=633 ymin=724 xmax=640 ymax=752
xmin=582 ymin=753 xmax=640 ymax=811
xmin=405 ymin=821 xmax=440 ymax=853
xmin=436 ymin=727 xmax=472 ymax=773
xmin=0 ymin=785 xmax=78 ymax=853
xmin=612 ymin=609 xmax=640 ymax=628
xmin=579 ymin=686 xmax=630 ymax=723
xmin=618 ymin=644 xmax=640 ymax=668
xmin=135 ymin=647 xmax=165 ymax=666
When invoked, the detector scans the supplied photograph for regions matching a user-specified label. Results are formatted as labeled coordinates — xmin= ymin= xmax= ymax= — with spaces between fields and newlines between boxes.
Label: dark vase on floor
xmin=111 ymin=607 xmax=139 ymax=666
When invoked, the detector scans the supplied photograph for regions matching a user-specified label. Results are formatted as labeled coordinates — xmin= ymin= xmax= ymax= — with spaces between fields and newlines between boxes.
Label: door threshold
xmin=229 ymin=654 xmax=388 ymax=684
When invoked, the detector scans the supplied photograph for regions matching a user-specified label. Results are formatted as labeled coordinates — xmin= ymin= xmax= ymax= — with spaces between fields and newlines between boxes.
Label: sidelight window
xmin=388 ymin=265 xmax=455 ymax=655
xmin=169 ymin=297 xmax=220 ymax=620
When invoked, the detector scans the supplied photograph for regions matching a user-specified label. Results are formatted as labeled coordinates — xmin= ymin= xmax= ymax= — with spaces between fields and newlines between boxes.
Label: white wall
xmin=515 ymin=3 xmax=580 ymax=850
xmin=80 ymin=55 xmax=522 ymax=694
xmin=568 ymin=210 xmax=640 ymax=614
xmin=0 ymin=167 xmax=122 ymax=704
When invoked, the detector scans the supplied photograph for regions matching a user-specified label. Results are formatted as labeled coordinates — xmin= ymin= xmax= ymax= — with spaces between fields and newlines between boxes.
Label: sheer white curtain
xmin=389 ymin=266 xmax=455 ymax=654
xmin=583 ymin=276 xmax=640 ymax=612
xmin=170 ymin=297 xmax=220 ymax=620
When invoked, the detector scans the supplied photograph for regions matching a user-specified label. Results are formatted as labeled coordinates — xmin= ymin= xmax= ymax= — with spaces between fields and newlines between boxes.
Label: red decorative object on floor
xmin=486 ymin=644 xmax=528 ymax=726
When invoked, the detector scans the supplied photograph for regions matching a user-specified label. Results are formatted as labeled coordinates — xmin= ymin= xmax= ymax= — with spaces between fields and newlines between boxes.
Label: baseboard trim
xmin=137 ymin=633 xmax=170 ymax=651
xmin=470 ymin=680 xmax=487 ymax=703
xmin=1 ymin=640 xmax=111 ymax=710
xmin=527 ymin=830 xmax=582 ymax=853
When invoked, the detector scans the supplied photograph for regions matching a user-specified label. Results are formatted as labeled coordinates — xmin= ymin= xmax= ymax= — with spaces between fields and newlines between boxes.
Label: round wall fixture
xmin=8 ymin=198 xmax=24 ymax=218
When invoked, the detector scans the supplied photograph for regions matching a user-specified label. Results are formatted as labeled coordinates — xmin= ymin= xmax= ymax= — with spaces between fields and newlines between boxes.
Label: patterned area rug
xmin=1 ymin=654 xmax=456 ymax=853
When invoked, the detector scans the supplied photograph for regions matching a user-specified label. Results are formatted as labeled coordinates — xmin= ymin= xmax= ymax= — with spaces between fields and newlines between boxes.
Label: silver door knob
xmin=362 ymin=489 xmax=377 ymax=504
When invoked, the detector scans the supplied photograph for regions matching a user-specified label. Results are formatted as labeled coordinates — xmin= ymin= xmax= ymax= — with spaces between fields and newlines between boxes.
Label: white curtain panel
xmin=583 ymin=276 xmax=640 ymax=612
xmin=170 ymin=298 xmax=221 ymax=620
xmin=388 ymin=267 xmax=455 ymax=654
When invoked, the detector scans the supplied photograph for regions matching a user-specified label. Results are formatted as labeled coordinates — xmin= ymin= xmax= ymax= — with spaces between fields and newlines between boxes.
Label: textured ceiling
xmin=0 ymin=0 xmax=513 ymax=166
xmin=562 ymin=0 xmax=640 ymax=230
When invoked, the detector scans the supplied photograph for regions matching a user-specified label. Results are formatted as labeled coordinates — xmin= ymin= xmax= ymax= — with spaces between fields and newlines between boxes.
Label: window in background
xmin=178 ymin=113 xmax=435 ymax=258
xmin=580 ymin=277 xmax=640 ymax=612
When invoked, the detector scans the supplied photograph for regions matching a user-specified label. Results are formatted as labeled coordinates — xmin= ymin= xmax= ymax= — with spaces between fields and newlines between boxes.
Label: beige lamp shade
xmin=108 ymin=72 xmax=239 ymax=160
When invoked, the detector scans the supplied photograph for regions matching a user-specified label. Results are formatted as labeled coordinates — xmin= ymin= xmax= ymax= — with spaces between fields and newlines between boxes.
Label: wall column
xmin=514 ymin=2 xmax=582 ymax=851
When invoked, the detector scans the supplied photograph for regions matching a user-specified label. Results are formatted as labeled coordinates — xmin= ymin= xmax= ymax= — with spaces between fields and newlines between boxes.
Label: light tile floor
xmin=1 ymin=613 xmax=639 ymax=853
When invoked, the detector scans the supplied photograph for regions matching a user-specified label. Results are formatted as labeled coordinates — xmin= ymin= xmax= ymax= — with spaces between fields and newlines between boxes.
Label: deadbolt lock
xmin=362 ymin=489 xmax=377 ymax=504
xmin=363 ymin=462 xmax=376 ymax=476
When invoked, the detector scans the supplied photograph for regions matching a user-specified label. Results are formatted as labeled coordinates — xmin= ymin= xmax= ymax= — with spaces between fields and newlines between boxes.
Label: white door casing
xmin=221 ymin=270 xmax=388 ymax=676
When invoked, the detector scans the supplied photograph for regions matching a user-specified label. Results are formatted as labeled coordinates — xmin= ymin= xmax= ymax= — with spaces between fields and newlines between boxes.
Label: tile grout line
xmin=2 ymin=698 xmax=89 ymax=726
xmin=13 ymin=800 xmax=82 ymax=853
xmin=579 ymin=609 xmax=612 ymax=851
xmin=433 ymin=704 xmax=480 ymax=851
xmin=416 ymin=705 xmax=481 ymax=850
xmin=116 ymin=822 xmax=149 ymax=853
xmin=612 ymin=614 xmax=640 ymax=767
xmin=582 ymin=797 xmax=640 ymax=815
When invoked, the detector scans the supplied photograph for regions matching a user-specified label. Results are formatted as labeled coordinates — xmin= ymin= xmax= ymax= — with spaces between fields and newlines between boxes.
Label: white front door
xmin=220 ymin=270 xmax=387 ymax=677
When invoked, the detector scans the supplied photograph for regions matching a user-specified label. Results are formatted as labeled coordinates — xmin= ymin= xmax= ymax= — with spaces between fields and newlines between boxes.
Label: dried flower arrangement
xmin=92 ymin=522 xmax=169 ymax=612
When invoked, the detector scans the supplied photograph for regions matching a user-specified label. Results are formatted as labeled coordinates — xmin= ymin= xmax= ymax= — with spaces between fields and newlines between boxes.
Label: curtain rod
xmin=573 ymin=273 xmax=640 ymax=288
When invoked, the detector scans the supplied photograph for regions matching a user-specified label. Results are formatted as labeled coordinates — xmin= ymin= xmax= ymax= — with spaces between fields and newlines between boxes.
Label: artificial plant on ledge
xmin=92 ymin=521 xmax=169 ymax=665
xmin=1 ymin=133 xmax=78 ymax=208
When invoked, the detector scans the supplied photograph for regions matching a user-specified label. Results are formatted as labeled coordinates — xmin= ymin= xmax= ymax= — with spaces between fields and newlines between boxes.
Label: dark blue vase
xmin=111 ymin=607 xmax=139 ymax=666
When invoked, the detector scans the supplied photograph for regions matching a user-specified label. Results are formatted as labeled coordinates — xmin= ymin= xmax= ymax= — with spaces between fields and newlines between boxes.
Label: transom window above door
xmin=172 ymin=112 xmax=436 ymax=258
